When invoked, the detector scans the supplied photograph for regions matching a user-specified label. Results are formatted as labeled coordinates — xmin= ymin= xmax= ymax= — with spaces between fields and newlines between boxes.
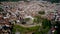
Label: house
xmin=47 ymin=12 xmax=55 ymax=20
xmin=0 ymin=15 xmax=12 ymax=34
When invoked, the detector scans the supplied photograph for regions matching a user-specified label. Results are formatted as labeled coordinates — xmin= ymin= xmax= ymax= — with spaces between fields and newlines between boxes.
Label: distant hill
xmin=43 ymin=0 xmax=60 ymax=3
xmin=0 ymin=0 xmax=22 ymax=2
xmin=0 ymin=0 xmax=60 ymax=3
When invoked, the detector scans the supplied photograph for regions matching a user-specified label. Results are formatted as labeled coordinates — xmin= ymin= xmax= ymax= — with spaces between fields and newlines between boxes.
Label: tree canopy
xmin=51 ymin=0 xmax=60 ymax=3
xmin=0 ymin=0 xmax=60 ymax=3
xmin=0 ymin=0 xmax=27 ymax=2
xmin=0 ymin=8 xmax=4 ymax=12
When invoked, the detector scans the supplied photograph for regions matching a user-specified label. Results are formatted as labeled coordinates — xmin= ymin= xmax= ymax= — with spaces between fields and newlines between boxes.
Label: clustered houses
xmin=0 ymin=17 xmax=11 ymax=34
xmin=47 ymin=10 xmax=60 ymax=21
xmin=56 ymin=10 xmax=60 ymax=21
xmin=47 ymin=12 xmax=55 ymax=20
xmin=0 ymin=1 xmax=60 ymax=34
xmin=0 ymin=8 xmax=14 ymax=34
xmin=0 ymin=1 xmax=60 ymax=24
xmin=1 ymin=1 xmax=55 ymax=17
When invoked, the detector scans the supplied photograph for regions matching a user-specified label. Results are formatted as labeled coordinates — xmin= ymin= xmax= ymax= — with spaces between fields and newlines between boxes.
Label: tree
xmin=0 ymin=0 xmax=28 ymax=2
xmin=38 ymin=11 xmax=45 ymax=15
xmin=0 ymin=8 xmax=4 ymax=12
xmin=42 ymin=19 xmax=51 ymax=29
xmin=39 ymin=19 xmax=51 ymax=34
xmin=33 ymin=15 xmax=42 ymax=24
xmin=51 ymin=0 xmax=60 ymax=3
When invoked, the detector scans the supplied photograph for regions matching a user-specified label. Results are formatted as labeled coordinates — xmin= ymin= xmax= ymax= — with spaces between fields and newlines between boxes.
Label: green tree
xmin=0 ymin=8 xmax=4 ymax=12
xmin=38 ymin=11 xmax=45 ymax=15
xmin=51 ymin=0 xmax=60 ymax=3
xmin=33 ymin=15 xmax=42 ymax=24
xmin=42 ymin=19 xmax=51 ymax=29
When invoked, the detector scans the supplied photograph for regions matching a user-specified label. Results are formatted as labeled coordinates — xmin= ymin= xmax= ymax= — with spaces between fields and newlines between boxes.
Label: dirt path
xmin=16 ymin=23 xmax=41 ymax=28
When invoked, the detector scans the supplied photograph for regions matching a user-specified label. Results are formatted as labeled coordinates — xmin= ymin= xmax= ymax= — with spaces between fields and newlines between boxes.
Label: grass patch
xmin=12 ymin=24 xmax=40 ymax=34
xmin=24 ymin=18 xmax=30 ymax=22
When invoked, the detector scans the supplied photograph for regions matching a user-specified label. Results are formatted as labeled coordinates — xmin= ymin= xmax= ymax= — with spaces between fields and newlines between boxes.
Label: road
xmin=47 ymin=29 xmax=52 ymax=34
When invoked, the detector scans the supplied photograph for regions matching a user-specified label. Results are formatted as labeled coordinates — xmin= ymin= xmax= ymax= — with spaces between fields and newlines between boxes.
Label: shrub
xmin=38 ymin=11 xmax=45 ymax=15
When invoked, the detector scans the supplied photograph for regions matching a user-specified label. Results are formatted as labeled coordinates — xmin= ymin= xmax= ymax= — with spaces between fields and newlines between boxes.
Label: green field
xmin=12 ymin=24 xmax=40 ymax=34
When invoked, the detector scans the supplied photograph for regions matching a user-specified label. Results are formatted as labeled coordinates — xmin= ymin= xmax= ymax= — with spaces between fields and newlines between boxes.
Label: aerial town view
xmin=0 ymin=0 xmax=60 ymax=34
